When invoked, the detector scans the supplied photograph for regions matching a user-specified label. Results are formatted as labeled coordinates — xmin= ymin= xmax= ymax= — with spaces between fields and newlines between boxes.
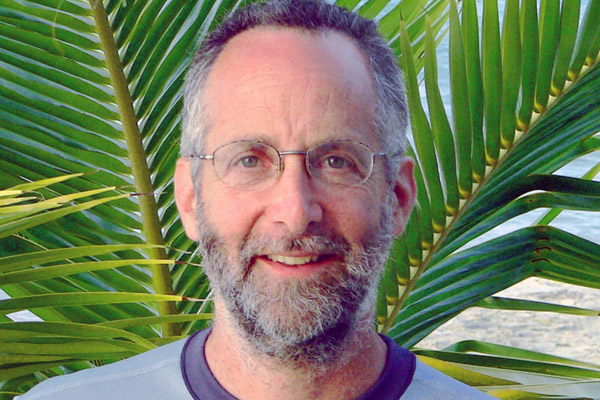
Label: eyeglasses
xmin=189 ymin=139 xmax=387 ymax=191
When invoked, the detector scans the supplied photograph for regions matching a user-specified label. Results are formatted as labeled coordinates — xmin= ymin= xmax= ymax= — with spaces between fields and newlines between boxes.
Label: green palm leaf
xmin=0 ymin=176 xmax=200 ymax=390
xmin=377 ymin=0 xmax=600 ymax=397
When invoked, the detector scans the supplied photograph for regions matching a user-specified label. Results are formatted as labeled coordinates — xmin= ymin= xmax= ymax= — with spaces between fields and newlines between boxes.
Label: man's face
xmin=176 ymin=28 xmax=414 ymax=363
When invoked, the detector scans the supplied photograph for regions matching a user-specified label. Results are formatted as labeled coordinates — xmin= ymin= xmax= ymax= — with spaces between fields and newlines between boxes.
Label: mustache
xmin=238 ymin=229 xmax=352 ymax=267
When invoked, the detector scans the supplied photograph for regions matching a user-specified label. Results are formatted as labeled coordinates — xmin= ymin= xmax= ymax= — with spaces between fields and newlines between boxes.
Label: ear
xmin=174 ymin=158 xmax=199 ymax=241
xmin=391 ymin=157 xmax=417 ymax=237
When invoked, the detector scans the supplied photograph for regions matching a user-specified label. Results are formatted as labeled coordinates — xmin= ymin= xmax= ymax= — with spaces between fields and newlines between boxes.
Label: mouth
xmin=265 ymin=254 xmax=321 ymax=265
xmin=257 ymin=253 xmax=334 ymax=268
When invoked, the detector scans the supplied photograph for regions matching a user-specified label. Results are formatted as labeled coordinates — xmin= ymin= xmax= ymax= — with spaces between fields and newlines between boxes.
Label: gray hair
xmin=182 ymin=0 xmax=408 ymax=178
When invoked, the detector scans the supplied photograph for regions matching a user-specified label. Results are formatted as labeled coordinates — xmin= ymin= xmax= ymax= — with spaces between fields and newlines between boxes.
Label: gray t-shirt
xmin=181 ymin=330 xmax=416 ymax=399
xmin=16 ymin=329 xmax=497 ymax=399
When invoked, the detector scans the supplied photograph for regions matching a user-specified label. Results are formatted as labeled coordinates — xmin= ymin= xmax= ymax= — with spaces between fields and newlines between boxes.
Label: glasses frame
xmin=188 ymin=139 xmax=387 ymax=189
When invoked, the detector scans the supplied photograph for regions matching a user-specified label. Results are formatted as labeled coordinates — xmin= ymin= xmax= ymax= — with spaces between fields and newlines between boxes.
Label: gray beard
xmin=195 ymin=195 xmax=395 ymax=366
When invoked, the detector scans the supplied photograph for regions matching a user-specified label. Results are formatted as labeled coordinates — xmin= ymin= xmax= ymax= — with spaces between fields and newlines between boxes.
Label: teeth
xmin=266 ymin=254 xmax=319 ymax=265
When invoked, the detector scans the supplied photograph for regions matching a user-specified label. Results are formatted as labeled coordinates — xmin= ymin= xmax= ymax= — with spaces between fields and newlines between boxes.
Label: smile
xmin=265 ymin=254 xmax=321 ymax=265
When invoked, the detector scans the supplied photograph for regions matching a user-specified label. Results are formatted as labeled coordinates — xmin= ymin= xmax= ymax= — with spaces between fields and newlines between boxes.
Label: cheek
xmin=323 ymin=189 xmax=385 ymax=242
xmin=201 ymin=178 xmax=257 ymax=243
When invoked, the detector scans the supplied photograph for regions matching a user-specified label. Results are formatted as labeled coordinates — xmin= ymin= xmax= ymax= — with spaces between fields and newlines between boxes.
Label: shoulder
xmin=15 ymin=339 xmax=194 ymax=400
xmin=401 ymin=360 xmax=498 ymax=399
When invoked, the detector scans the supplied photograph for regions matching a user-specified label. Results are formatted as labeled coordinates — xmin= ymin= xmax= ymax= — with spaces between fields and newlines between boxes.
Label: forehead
xmin=201 ymin=27 xmax=378 ymax=148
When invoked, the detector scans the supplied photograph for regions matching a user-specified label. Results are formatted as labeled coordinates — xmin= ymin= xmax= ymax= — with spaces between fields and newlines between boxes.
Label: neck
xmin=204 ymin=301 xmax=387 ymax=400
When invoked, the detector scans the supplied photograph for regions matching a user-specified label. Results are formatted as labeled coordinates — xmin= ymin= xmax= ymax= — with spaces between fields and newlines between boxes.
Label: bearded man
xmin=18 ymin=1 xmax=496 ymax=399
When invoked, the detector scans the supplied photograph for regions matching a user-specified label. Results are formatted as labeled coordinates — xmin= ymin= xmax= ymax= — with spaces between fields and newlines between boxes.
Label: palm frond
xmin=377 ymin=0 xmax=600 ymax=397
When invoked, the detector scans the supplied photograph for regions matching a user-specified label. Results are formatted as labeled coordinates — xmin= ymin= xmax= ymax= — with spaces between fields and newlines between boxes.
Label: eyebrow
xmin=235 ymin=133 xmax=275 ymax=146
xmin=226 ymin=132 xmax=365 ymax=148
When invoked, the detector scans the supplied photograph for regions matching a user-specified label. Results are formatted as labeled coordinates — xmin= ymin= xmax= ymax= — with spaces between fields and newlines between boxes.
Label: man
xmin=18 ymin=1 xmax=495 ymax=399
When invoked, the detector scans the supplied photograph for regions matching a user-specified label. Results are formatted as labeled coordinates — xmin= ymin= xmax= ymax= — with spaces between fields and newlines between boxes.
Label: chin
xmin=223 ymin=262 xmax=378 ymax=366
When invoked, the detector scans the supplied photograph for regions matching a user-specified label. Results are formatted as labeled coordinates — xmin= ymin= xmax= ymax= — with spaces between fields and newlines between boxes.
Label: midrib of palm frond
xmin=87 ymin=0 xmax=178 ymax=335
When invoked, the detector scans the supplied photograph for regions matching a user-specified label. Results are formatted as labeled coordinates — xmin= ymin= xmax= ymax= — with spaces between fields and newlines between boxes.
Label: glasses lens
xmin=307 ymin=141 xmax=373 ymax=186
xmin=213 ymin=141 xmax=279 ymax=189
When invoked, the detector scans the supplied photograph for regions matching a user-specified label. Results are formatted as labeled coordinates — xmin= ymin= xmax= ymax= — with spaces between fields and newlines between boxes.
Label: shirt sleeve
xmin=14 ymin=340 xmax=194 ymax=400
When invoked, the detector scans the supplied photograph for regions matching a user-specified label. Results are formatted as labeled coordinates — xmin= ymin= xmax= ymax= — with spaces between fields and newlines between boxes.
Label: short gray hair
xmin=182 ymin=0 xmax=408 ymax=178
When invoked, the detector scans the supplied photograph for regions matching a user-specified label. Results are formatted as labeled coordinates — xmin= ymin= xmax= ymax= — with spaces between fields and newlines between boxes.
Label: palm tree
xmin=1 ymin=0 xmax=599 ymax=398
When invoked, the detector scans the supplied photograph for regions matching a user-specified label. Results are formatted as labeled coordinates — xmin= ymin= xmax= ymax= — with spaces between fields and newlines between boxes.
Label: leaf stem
xmin=88 ymin=0 xmax=180 ymax=336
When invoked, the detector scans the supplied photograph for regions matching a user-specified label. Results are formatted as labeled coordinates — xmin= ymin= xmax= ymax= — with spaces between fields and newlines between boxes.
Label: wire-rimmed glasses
xmin=189 ymin=139 xmax=387 ymax=191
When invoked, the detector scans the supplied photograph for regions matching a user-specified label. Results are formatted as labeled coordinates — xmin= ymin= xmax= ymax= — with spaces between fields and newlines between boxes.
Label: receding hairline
xmin=204 ymin=26 xmax=377 ymax=97
xmin=195 ymin=25 xmax=377 ymax=149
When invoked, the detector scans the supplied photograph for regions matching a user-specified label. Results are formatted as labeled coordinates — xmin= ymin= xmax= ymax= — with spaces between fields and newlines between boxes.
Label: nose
xmin=264 ymin=156 xmax=323 ymax=236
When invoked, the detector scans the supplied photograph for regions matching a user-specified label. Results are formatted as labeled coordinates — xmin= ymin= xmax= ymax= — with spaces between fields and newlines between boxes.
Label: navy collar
xmin=181 ymin=329 xmax=416 ymax=400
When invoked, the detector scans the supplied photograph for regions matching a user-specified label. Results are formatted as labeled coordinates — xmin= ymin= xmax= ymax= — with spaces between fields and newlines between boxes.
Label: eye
xmin=231 ymin=150 xmax=272 ymax=170
xmin=324 ymin=155 xmax=352 ymax=169
xmin=239 ymin=155 xmax=259 ymax=168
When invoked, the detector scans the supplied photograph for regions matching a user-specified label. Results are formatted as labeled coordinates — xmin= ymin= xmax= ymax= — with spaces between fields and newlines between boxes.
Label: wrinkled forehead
xmin=200 ymin=27 xmax=378 ymax=148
